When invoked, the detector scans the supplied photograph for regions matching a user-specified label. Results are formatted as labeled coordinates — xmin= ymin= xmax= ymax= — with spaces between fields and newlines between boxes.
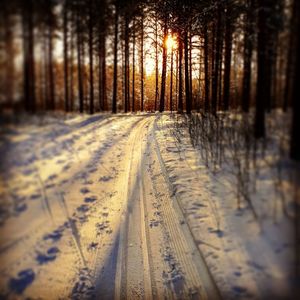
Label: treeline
xmin=0 ymin=0 xmax=299 ymax=159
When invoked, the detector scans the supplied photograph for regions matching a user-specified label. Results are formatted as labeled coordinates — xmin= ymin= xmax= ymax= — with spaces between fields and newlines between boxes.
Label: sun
xmin=165 ymin=35 xmax=177 ymax=52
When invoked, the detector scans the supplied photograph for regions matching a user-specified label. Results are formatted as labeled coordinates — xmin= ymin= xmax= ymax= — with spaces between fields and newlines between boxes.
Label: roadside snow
xmin=154 ymin=114 xmax=296 ymax=299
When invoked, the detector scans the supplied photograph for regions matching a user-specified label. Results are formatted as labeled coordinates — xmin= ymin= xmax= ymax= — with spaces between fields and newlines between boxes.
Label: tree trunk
xmin=140 ymin=13 xmax=144 ymax=112
xmin=124 ymin=16 xmax=130 ymax=112
xmin=255 ymin=0 xmax=269 ymax=138
xmin=178 ymin=37 xmax=183 ymax=113
xmin=155 ymin=13 xmax=159 ymax=111
xmin=284 ymin=0 xmax=296 ymax=112
xmin=175 ymin=49 xmax=179 ymax=111
xmin=223 ymin=4 xmax=232 ymax=111
xmin=132 ymin=18 xmax=136 ymax=112
xmin=203 ymin=23 xmax=210 ymax=112
xmin=70 ymin=8 xmax=75 ymax=111
xmin=4 ymin=11 xmax=14 ymax=106
xmin=63 ymin=2 xmax=69 ymax=112
xmin=169 ymin=47 xmax=174 ymax=112
xmin=242 ymin=0 xmax=254 ymax=112
xmin=159 ymin=19 xmax=168 ymax=112
xmin=184 ymin=30 xmax=191 ymax=114
xmin=189 ymin=30 xmax=193 ymax=110
xmin=89 ymin=0 xmax=94 ymax=114
xmin=290 ymin=0 xmax=300 ymax=161
xmin=112 ymin=2 xmax=119 ymax=114
xmin=48 ymin=10 xmax=55 ymax=110
xmin=211 ymin=3 xmax=222 ymax=115
xmin=22 ymin=0 xmax=36 ymax=113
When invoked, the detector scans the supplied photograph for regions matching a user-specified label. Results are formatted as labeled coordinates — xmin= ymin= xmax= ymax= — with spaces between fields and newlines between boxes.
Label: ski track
xmin=0 ymin=114 xmax=219 ymax=299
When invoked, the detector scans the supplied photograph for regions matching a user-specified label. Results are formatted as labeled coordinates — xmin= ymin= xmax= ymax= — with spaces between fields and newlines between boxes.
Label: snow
xmin=0 ymin=112 xmax=297 ymax=299
xmin=154 ymin=113 xmax=297 ymax=299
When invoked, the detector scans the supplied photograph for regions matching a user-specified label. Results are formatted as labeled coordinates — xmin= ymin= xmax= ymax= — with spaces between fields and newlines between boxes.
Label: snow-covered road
xmin=0 ymin=115 xmax=219 ymax=299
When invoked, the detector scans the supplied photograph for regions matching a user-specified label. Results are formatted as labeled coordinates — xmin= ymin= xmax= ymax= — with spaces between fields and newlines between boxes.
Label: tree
xmin=22 ymin=0 xmax=36 ymax=112
xmin=223 ymin=1 xmax=233 ymax=111
xmin=211 ymin=1 xmax=223 ymax=115
xmin=242 ymin=0 xmax=255 ymax=113
xmin=88 ymin=0 xmax=94 ymax=114
xmin=63 ymin=0 xmax=70 ymax=112
xmin=112 ymin=0 xmax=119 ymax=114
xmin=159 ymin=14 xmax=168 ymax=112
xmin=290 ymin=0 xmax=300 ymax=161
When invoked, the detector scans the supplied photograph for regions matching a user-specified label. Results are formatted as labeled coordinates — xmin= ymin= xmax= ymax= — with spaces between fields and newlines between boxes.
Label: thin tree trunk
xmin=22 ymin=0 xmax=35 ymax=112
xmin=112 ymin=2 xmax=119 ymax=114
xmin=140 ymin=13 xmax=144 ymax=111
xmin=189 ymin=30 xmax=193 ymax=109
xmin=63 ymin=2 xmax=69 ymax=112
xmin=223 ymin=4 xmax=232 ymax=111
xmin=175 ymin=49 xmax=179 ymax=111
xmin=48 ymin=11 xmax=55 ymax=110
xmin=290 ymin=0 xmax=300 ymax=161
xmin=4 ymin=11 xmax=14 ymax=106
xmin=159 ymin=18 xmax=167 ymax=112
xmin=255 ymin=0 xmax=269 ymax=138
xmin=70 ymin=9 xmax=75 ymax=111
xmin=184 ymin=30 xmax=191 ymax=114
xmin=170 ymin=47 xmax=174 ymax=112
xmin=204 ymin=23 xmax=210 ymax=112
xmin=88 ymin=0 xmax=94 ymax=114
xmin=124 ymin=16 xmax=130 ymax=112
xmin=178 ymin=37 xmax=183 ymax=113
xmin=76 ymin=1 xmax=84 ymax=113
xmin=155 ymin=13 xmax=159 ymax=111
xmin=242 ymin=0 xmax=254 ymax=112
xmin=211 ymin=3 xmax=222 ymax=115
xmin=132 ymin=18 xmax=136 ymax=112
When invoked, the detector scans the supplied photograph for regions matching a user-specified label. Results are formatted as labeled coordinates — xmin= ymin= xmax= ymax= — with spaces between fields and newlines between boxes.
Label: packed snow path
xmin=0 ymin=115 xmax=219 ymax=299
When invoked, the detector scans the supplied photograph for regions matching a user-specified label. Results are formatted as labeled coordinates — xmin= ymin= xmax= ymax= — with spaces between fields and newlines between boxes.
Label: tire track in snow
xmin=151 ymin=116 xmax=221 ymax=300
xmin=115 ymin=117 xmax=154 ymax=300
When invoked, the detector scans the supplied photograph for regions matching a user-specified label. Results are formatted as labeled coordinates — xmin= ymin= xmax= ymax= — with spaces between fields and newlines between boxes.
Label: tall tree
xmin=140 ymin=9 xmax=144 ymax=112
xmin=184 ymin=29 xmax=191 ymax=113
xmin=255 ymin=0 xmax=273 ymax=138
xmin=211 ymin=1 xmax=222 ymax=115
xmin=63 ymin=0 xmax=69 ymax=112
xmin=223 ymin=1 xmax=233 ymax=111
xmin=159 ymin=15 xmax=168 ymax=112
xmin=242 ymin=0 xmax=255 ymax=112
xmin=76 ymin=0 xmax=84 ymax=113
xmin=112 ymin=1 xmax=119 ymax=114
xmin=203 ymin=22 xmax=210 ymax=112
xmin=132 ymin=17 xmax=136 ymax=112
xmin=88 ymin=0 xmax=94 ymax=114
xmin=177 ymin=36 xmax=183 ymax=113
xmin=290 ymin=0 xmax=300 ymax=161
xmin=22 ymin=0 xmax=36 ymax=112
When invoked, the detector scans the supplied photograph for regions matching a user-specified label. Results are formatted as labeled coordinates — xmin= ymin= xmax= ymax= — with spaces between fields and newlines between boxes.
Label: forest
xmin=0 ymin=0 xmax=299 ymax=157
xmin=0 ymin=0 xmax=299 ymax=299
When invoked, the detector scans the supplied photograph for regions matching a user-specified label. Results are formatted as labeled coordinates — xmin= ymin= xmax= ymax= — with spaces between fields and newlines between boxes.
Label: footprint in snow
xmin=87 ymin=242 xmax=98 ymax=251
xmin=36 ymin=247 xmax=60 ymax=265
xmin=48 ymin=174 xmax=57 ymax=181
xmin=14 ymin=203 xmax=27 ymax=214
xmin=99 ymin=176 xmax=113 ymax=182
xmin=9 ymin=269 xmax=35 ymax=294
xmin=80 ymin=187 xmax=90 ymax=194
xmin=232 ymin=286 xmax=247 ymax=294
xmin=30 ymin=193 xmax=41 ymax=200
xmin=43 ymin=229 xmax=63 ymax=242
xmin=89 ymin=168 xmax=97 ymax=173
xmin=84 ymin=196 xmax=97 ymax=203
xmin=77 ymin=204 xmax=89 ymax=213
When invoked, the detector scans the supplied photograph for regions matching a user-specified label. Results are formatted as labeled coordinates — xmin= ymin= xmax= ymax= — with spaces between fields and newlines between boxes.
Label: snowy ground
xmin=0 ymin=113 xmax=297 ymax=299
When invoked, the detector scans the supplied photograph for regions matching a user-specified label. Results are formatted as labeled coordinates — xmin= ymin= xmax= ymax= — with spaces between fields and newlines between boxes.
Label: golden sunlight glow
xmin=165 ymin=35 xmax=177 ymax=51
